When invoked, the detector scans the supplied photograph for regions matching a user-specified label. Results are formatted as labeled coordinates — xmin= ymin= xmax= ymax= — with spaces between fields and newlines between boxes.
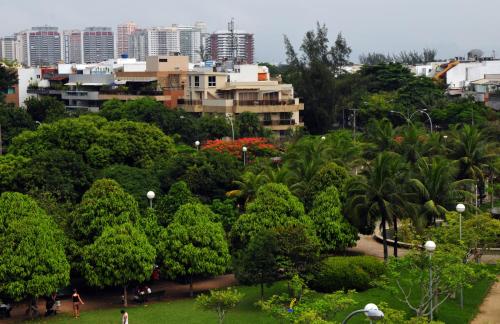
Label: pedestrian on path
xmin=72 ymin=289 xmax=85 ymax=318
xmin=121 ymin=309 xmax=129 ymax=324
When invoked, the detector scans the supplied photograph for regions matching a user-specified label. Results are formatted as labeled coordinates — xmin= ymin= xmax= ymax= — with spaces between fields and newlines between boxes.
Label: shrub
xmin=309 ymin=256 xmax=384 ymax=293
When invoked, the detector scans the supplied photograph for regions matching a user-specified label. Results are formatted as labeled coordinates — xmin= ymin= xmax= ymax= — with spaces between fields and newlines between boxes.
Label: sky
xmin=1 ymin=0 xmax=499 ymax=63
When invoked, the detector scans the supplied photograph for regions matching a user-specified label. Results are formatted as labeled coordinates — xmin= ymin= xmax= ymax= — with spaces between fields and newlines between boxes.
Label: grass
xmin=30 ymin=270 xmax=496 ymax=324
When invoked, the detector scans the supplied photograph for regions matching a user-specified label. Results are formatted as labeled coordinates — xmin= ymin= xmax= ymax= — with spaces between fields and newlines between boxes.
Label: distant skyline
xmin=1 ymin=0 xmax=499 ymax=63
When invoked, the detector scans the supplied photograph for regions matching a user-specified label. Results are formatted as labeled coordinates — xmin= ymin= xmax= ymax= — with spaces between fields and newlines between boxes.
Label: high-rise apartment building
xmin=147 ymin=27 xmax=180 ymax=56
xmin=82 ymin=27 xmax=114 ymax=63
xmin=20 ymin=26 xmax=62 ymax=66
xmin=117 ymin=22 xmax=137 ymax=57
xmin=178 ymin=25 xmax=202 ymax=63
xmin=206 ymin=22 xmax=254 ymax=64
xmin=128 ymin=29 xmax=149 ymax=61
xmin=63 ymin=30 xmax=83 ymax=64
xmin=0 ymin=36 xmax=17 ymax=61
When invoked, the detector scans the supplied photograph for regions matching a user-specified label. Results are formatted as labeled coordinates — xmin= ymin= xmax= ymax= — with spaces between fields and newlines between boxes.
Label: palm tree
xmin=365 ymin=118 xmax=397 ymax=154
xmin=347 ymin=152 xmax=408 ymax=261
xmin=408 ymin=157 xmax=474 ymax=227
xmin=395 ymin=124 xmax=432 ymax=164
xmin=226 ymin=171 xmax=268 ymax=204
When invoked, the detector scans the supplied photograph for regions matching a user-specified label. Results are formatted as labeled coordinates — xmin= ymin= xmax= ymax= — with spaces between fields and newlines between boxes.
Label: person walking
xmin=72 ymin=289 xmax=84 ymax=318
xmin=121 ymin=309 xmax=129 ymax=324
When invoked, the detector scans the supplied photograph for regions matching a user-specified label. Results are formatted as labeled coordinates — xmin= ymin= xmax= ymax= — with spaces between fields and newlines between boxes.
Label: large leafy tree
xmin=82 ymin=223 xmax=155 ymax=306
xmin=25 ymin=96 xmax=67 ymax=123
xmin=70 ymin=179 xmax=140 ymax=243
xmin=0 ymin=192 xmax=70 ymax=302
xmin=309 ymin=186 xmax=358 ymax=252
xmin=230 ymin=183 xmax=313 ymax=249
xmin=347 ymin=152 xmax=408 ymax=261
xmin=156 ymin=181 xmax=199 ymax=226
xmin=0 ymin=103 xmax=34 ymax=151
xmin=158 ymin=203 xmax=230 ymax=296
xmin=408 ymin=157 xmax=473 ymax=227
xmin=358 ymin=63 xmax=414 ymax=93
xmin=283 ymin=23 xmax=351 ymax=134
xmin=0 ymin=154 xmax=30 ymax=193
xmin=236 ymin=112 xmax=265 ymax=138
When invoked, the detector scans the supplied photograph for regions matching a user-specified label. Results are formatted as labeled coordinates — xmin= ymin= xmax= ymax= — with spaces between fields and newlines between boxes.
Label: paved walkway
xmin=347 ymin=234 xmax=408 ymax=258
xmin=471 ymin=276 xmax=500 ymax=324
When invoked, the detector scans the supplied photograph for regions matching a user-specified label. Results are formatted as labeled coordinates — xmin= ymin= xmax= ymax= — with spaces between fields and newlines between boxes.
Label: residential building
xmin=0 ymin=36 xmax=17 ymax=61
xmin=206 ymin=24 xmax=254 ymax=64
xmin=62 ymin=30 xmax=83 ymax=64
xmin=179 ymin=64 xmax=303 ymax=136
xmin=177 ymin=25 xmax=202 ymax=63
xmin=83 ymin=27 xmax=114 ymax=63
xmin=128 ymin=29 xmax=149 ymax=61
xmin=469 ymin=74 xmax=500 ymax=110
xmin=117 ymin=22 xmax=137 ymax=57
xmin=22 ymin=26 xmax=62 ymax=67
xmin=146 ymin=27 xmax=180 ymax=57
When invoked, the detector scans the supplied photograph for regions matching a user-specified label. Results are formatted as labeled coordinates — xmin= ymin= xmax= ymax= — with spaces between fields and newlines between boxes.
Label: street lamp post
xmin=390 ymin=110 xmax=433 ymax=133
xmin=146 ymin=191 xmax=155 ymax=208
xmin=195 ymin=140 xmax=200 ymax=151
xmin=342 ymin=303 xmax=384 ymax=324
xmin=456 ymin=203 xmax=466 ymax=309
xmin=321 ymin=136 xmax=326 ymax=141
xmin=242 ymin=146 xmax=247 ymax=166
xmin=424 ymin=240 xmax=436 ymax=321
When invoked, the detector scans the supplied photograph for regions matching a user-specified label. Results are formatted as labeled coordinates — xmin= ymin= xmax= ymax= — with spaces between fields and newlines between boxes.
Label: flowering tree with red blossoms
xmin=202 ymin=138 xmax=277 ymax=161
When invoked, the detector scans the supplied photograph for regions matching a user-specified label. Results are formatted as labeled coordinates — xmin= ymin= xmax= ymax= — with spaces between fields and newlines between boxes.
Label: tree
xmin=0 ymin=154 xmax=30 ymax=192
xmin=228 ymin=171 xmax=268 ymax=204
xmin=309 ymin=186 xmax=358 ymax=252
xmin=23 ymin=149 xmax=94 ymax=202
xmin=233 ymin=230 xmax=280 ymax=299
xmin=0 ymin=192 xmax=70 ymax=302
xmin=99 ymin=164 xmax=161 ymax=208
xmin=381 ymin=244 xmax=490 ymax=318
xmin=0 ymin=103 xmax=34 ymax=151
xmin=0 ymin=64 xmax=17 ymax=102
xmin=196 ymin=288 xmax=244 ymax=324
xmin=347 ymin=152 xmax=408 ymax=261
xmin=25 ymin=96 xmax=67 ymax=123
xmin=210 ymin=198 xmax=239 ymax=232
xmin=156 ymin=181 xmax=199 ymax=226
xmin=71 ymin=179 xmax=140 ymax=243
xmin=283 ymin=23 xmax=351 ymax=134
xmin=359 ymin=63 xmax=414 ymax=93
xmin=408 ymin=157 xmax=473 ymax=227
xmin=158 ymin=203 xmax=230 ymax=296
xmin=197 ymin=115 xmax=233 ymax=140
xmin=82 ymin=223 xmax=155 ymax=306
xmin=230 ymin=183 xmax=313 ymax=249
xmin=236 ymin=112 xmax=264 ymax=138
xmin=308 ymin=162 xmax=349 ymax=205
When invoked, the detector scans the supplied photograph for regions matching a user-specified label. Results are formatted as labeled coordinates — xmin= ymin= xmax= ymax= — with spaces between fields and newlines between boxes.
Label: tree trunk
xmin=260 ymin=282 xmax=264 ymax=300
xmin=189 ymin=275 xmax=194 ymax=297
xmin=123 ymin=285 xmax=128 ymax=307
xmin=393 ymin=215 xmax=398 ymax=258
xmin=378 ymin=200 xmax=389 ymax=262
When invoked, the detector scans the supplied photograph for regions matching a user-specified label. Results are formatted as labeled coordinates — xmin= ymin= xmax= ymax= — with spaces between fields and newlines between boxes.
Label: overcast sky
xmin=1 ymin=0 xmax=498 ymax=63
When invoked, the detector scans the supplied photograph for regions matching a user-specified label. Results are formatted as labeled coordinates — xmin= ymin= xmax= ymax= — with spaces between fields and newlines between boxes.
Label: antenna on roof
xmin=228 ymin=18 xmax=238 ymax=64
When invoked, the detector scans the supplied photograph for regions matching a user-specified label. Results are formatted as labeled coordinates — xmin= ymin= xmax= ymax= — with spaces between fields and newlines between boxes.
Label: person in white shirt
xmin=121 ymin=309 xmax=129 ymax=324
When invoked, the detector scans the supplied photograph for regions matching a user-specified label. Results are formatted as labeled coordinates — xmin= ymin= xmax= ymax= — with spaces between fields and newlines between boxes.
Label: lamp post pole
xmin=456 ymin=203 xmax=466 ymax=309
xmin=425 ymin=241 xmax=436 ymax=321
xmin=195 ymin=140 xmax=200 ymax=151
xmin=242 ymin=146 xmax=247 ymax=166
xmin=342 ymin=303 xmax=384 ymax=324
xmin=147 ymin=191 xmax=155 ymax=209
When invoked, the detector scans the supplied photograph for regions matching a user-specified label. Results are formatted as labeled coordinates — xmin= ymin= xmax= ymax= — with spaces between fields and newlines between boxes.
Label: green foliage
xmin=230 ymin=183 xmax=312 ymax=248
xmin=431 ymin=99 xmax=489 ymax=127
xmin=308 ymin=162 xmax=349 ymax=201
xmin=25 ymin=96 xmax=67 ymax=123
xmin=99 ymin=164 xmax=161 ymax=208
xmin=0 ymin=103 xmax=34 ymax=150
xmin=0 ymin=154 xmax=30 ymax=192
xmin=82 ymin=223 xmax=155 ymax=288
xmin=71 ymin=179 xmax=140 ymax=243
xmin=210 ymin=198 xmax=239 ymax=232
xmin=158 ymin=203 xmax=230 ymax=290
xmin=23 ymin=149 xmax=94 ymax=202
xmin=236 ymin=112 xmax=264 ymax=138
xmin=308 ymin=186 xmax=358 ymax=252
xmin=310 ymin=256 xmax=385 ymax=293
xmin=196 ymin=288 xmax=244 ymax=324
xmin=156 ymin=181 xmax=199 ymax=226
xmin=359 ymin=63 xmax=414 ymax=92
xmin=0 ymin=192 xmax=69 ymax=301
xmin=259 ymin=285 xmax=357 ymax=324
xmin=381 ymin=244 xmax=491 ymax=317
xmin=396 ymin=76 xmax=443 ymax=111
xmin=0 ymin=64 xmax=17 ymax=102
xmin=136 ymin=208 xmax=162 ymax=249
xmin=197 ymin=115 xmax=233 ymax=140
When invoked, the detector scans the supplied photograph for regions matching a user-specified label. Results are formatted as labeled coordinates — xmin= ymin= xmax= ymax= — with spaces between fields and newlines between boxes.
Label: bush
xmin=309 ymin=256 xmax=384 ymax=293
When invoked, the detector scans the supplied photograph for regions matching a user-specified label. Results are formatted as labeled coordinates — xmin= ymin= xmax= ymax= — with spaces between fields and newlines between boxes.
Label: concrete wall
xmin=146 ymin=56 xmax=189 ymax=72
xmin=18 ymin=67 xmax=41 ymax=106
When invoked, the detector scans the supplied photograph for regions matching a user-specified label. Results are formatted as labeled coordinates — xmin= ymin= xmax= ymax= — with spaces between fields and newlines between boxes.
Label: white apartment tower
xmin=18 ymin=26 xmax=62 ymax=66
xmin=206 ymin=21 xmax=254 ymax=64
xmin=177 ymin=25 xmax=202 ymax=63
xmin=63 ymin=30 xmax=83 ymax=64
xmin=82 ymin=27 xmax=114 ymax=63
xmin=128 ymin=29 xmax=149 ymax=61
xmin=117 ymin=22 xmax=137 ymax=57
xmin=0 ymin=36 xmax=17 ymax=61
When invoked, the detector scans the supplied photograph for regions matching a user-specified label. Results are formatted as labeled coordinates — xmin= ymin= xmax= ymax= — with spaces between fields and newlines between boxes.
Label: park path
xmin=347 ymin=234 xmax=409 ymax=258
xmin=471 ymin=276 xmax=500 ymax=324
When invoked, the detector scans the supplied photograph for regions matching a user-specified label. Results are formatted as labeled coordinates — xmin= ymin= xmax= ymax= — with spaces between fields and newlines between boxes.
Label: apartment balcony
xmin=262 ymin=119 xmax=305 ymax=131
xmin=178 ymin=98 xmax=304 ymax=114
xmin=27 ymin=87 xmax=62 ymax=95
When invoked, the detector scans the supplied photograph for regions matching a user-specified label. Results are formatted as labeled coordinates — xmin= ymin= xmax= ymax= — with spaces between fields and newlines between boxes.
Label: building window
xmin=194 ymin=76 xmax=200 ymax=87
xmin=208 ymin=76 xmax=216 ymax=87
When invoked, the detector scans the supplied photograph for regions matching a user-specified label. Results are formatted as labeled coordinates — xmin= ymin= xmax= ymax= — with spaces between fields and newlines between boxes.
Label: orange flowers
xmin=202 ymin=137 xmax=277 ymax=159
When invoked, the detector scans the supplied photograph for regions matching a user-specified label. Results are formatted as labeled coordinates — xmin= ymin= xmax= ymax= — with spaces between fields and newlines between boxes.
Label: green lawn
xmin=31 ymin=273 xmax=496 ymax=324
